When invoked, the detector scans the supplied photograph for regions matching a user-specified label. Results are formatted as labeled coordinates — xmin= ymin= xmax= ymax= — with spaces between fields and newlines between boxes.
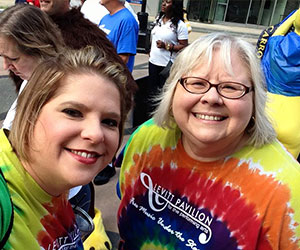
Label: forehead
xmin=55 ymin=71 xmax=120 ymax=99
xmin=0 ymin=36 xmax=19 ymax=56
xmin=189 ymin=48 xmax=250 ymax=78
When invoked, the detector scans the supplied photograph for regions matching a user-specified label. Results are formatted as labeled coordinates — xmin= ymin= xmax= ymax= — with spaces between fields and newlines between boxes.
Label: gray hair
xmin=153 ymin=32 xmax=276 ymax=147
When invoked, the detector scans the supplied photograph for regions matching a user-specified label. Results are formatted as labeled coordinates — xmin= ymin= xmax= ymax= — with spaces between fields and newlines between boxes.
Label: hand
xmin=156 ymin=40 xmax=165 ymax=49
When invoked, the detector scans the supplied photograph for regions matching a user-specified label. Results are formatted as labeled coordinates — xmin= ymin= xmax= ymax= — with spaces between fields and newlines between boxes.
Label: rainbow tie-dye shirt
xmin=118 ymin=119 xmax=300 ymax=250
xmin=0 ymin=129 xmax=84 ymax=250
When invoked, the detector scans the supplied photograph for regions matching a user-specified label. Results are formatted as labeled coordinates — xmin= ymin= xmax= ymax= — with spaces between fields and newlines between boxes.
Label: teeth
xmin=195 ymin=114 xmax=222 ymax=121
xmin=70 ymin=150 xmax=97 ymax=158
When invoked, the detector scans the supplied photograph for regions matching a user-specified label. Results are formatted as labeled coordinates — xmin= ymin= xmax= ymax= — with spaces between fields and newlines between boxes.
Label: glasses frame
xmin=179 ymin=77 xmax=254 ymax=100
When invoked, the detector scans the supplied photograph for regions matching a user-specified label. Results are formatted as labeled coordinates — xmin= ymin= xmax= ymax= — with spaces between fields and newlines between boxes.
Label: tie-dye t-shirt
xmin=118 ymin=119 xmax=300 ymax=250
xmin=0 ymin=129 xmax=83 ymax=250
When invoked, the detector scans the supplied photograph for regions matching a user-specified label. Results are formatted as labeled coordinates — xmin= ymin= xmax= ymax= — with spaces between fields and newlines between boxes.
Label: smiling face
xmin=172 ymin=49 xmax=254 ymax=160
xmin=0 ymin=36 xmax=38 ymax=80
xmin=24 ymin=72 xmax=121 ymax=196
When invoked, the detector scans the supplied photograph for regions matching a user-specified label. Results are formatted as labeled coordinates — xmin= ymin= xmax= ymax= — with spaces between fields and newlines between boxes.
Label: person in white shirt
xmin=146 ymin=0 xmax=188 ymax=117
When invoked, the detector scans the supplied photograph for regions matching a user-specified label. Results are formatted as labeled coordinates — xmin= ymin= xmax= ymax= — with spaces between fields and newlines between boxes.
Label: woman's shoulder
xmin=237 ymin=139 xmax=300 ymax=173
xmin=176 ymin=19 xmax=189 ymax=37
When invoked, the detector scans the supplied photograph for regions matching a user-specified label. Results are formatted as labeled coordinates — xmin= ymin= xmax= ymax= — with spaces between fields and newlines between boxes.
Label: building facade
xmin=138 ymin=0 xmax=299 ymax=26
xmin=187 ymin=0 xmax=299 ymax=26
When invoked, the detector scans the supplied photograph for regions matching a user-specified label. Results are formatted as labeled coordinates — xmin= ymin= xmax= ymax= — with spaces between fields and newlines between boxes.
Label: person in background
xmin=99 ymin=0 xmax=139 ymax=73
xmin=0 ymin=4 xmax=64 ymax=130
xmin=0 ymin=45 xmax=131 ymax=249
xmin=39 ymin=0 xmax=136 ymax=101
xmin=147 ymin=0 xmax=188 ymax=118
xmin=81 ymin=0 xmax=138 ymax=26
xmin=117 ymin=33 xmax=300 ymax=249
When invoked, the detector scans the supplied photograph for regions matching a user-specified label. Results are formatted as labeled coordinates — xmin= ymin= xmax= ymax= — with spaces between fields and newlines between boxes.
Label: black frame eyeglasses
xmin=179 ymin=77 xmax=254 ymax=99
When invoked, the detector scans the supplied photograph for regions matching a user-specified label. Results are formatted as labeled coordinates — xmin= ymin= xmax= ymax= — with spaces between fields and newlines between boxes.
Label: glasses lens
xmin=218 ymin=82 xmax=246 ymax=98
xmin=184 ymin=78 xmax=209 ymax=94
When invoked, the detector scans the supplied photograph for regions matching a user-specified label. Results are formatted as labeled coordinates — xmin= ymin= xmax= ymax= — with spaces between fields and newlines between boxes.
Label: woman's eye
xmin=194 ymin=81 xmax=206 ymax=86
xmin=190 ymin=81 xmax=207 ymax=88
xmin=223 ymin=85 xmax=237 ymax=90
xmin=62 ymin=108 xmax=82 ymax=118
xmin=102 ymin=119 xmax=118 ymax=128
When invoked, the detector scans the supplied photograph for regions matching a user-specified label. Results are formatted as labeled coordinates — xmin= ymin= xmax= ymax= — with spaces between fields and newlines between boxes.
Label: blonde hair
xmin=10 ymin=46 xmax=130 ymax=161
xmin=153 ymin=32 xmax=276 ymax=147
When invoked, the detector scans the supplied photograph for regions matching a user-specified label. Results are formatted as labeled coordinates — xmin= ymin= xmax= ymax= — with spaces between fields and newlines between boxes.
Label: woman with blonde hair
xmin=0 ymin=46 xmax=131 ymax=249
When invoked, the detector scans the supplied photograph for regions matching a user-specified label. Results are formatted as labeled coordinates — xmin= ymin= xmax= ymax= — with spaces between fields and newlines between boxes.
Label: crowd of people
xmin=0 ymin=0 xmax=299 ymax=249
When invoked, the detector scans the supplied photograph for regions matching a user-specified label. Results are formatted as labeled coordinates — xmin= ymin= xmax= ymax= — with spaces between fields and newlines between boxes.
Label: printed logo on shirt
xmin=128 ymin=172 xmax=214 ymax=248
xmin=43 ymin=224 xmax=82 ymax=250
xmin=38 ymin=197 xmax=84 ymax=250
xmin=99 ymin=24 xmax=111 ymax=35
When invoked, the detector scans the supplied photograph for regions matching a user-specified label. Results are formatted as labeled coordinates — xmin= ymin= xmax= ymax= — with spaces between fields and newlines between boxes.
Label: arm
xmin=119 ymin=53 xmax=130 ymax=64
xmin=156 ymin=39 xmax=188 ymax=52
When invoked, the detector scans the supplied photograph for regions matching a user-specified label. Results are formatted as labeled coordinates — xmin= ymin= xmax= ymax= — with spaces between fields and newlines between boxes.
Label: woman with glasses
xmin=117 ymin=33 xmax=300 ymax=249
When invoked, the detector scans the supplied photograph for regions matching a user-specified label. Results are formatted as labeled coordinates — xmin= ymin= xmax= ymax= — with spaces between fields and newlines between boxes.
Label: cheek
xmin=106 ymin=130 xmax=120 ymax=155
xmin=16 ymin=61 xmax=30 ymax=74
xmin=33 ymin=114 xmax=66 ymax=147
xmin=172 ymin=90 xmax=198 ymax=116
xmin=229 ymin=100 xmax=253 ymax=127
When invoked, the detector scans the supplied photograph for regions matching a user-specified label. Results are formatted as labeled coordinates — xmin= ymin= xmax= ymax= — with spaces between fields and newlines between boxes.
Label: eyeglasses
xmin=179 ymin=77 xmax=253 ymax=99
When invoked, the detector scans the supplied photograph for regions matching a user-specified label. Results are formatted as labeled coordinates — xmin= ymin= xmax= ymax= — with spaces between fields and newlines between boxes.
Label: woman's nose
xmin=81 ymin=120 xmax=104 ymax=144
xmin=200 ymin=86 xmax=223 ymax=105
xmin=2 ymin=57 xmax=11 ymax=70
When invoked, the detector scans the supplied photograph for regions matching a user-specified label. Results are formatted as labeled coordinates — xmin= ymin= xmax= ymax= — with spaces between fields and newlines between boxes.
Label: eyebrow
xmin=0 ymin=54 xmax=17 ymax=60
xmin=60 ymin=101 xmax=87 ymax=110
xmin=60 ymin=101 xmax=121 ymax=119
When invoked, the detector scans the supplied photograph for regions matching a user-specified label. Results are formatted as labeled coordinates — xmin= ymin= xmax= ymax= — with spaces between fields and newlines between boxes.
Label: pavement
xmin=0 ymin=7 xmax=264 ymax=248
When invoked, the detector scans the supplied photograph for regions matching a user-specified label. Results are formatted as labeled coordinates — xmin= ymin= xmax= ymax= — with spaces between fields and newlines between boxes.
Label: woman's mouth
xmin=65 ymin=148 xmax=101 ymax=164
xmin=194 ymin=113 xmax=226 ymax=121
xmin=70 ymin=149 xmax=99 ymax=159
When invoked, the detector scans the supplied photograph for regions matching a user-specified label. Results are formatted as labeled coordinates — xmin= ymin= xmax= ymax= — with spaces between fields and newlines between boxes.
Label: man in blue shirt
xmin=99 ymin=0 xmax=139 ymax=72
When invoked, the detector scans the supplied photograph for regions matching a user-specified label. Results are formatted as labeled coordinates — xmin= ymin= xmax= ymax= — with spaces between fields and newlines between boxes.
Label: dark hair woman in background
xmin=147 ymin=0 xmax=188 ymax=117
